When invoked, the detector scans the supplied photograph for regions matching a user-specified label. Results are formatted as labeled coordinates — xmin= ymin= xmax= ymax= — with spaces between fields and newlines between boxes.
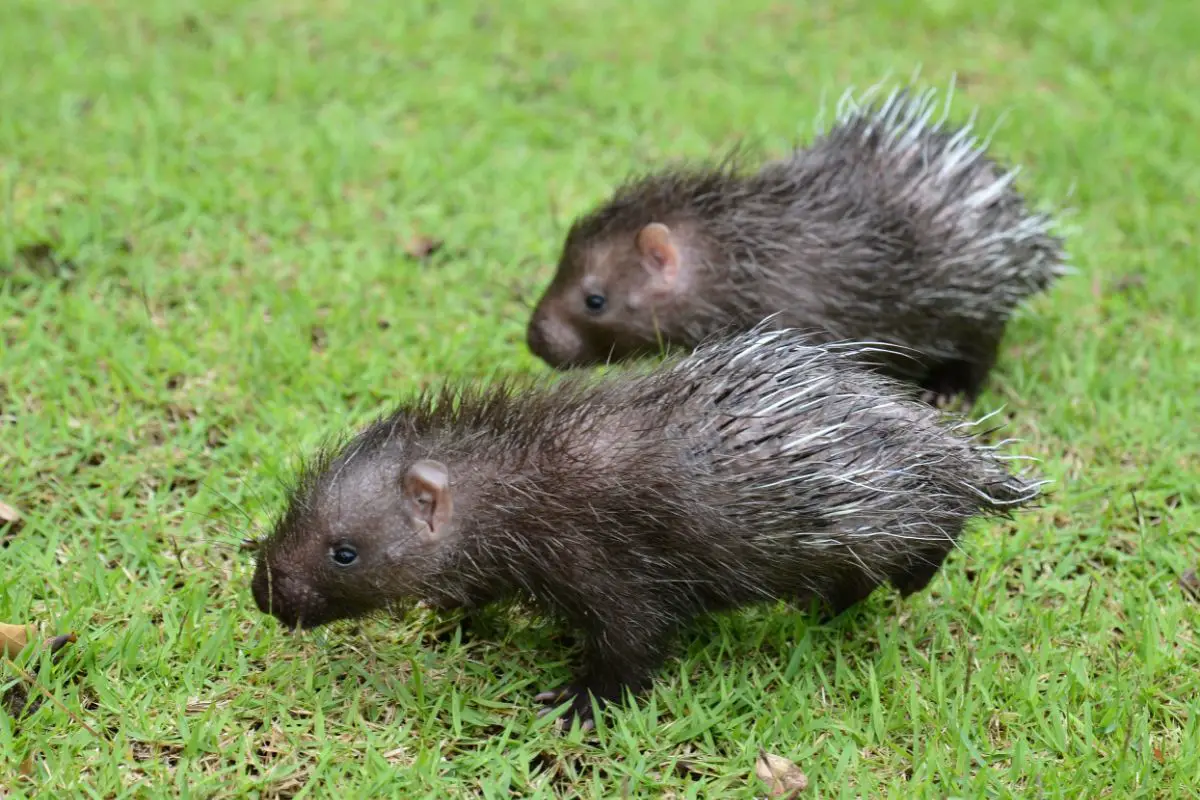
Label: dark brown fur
xmin=251 ymin=329 xmax=1043 ymax=727
xmin=526 ymin=84 xmax=1067 ymax=406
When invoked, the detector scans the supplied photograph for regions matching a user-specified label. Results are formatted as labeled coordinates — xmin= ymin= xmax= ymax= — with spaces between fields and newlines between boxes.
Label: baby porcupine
xmin=526 ymin=81 xmax=1069 ymax=406
xmin=250 ymin=327 xmax=1044 ymax=728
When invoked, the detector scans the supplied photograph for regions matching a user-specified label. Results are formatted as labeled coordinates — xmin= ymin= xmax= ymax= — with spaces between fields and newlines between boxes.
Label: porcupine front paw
xmin=533 ymin=684 xmax=599 ymax=731
xmin=920 ymin=388 xmax=962 ymax=411
xmin=919 ymin=379 xmax=973 ymax=412
xmin=919 ymin=355 xmax=996 ymax=412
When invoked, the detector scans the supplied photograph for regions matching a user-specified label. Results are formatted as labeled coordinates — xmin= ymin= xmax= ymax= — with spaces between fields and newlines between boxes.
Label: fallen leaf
xmin=0 ymin=500 xmax=21 ymax=533
xmin=403 ymin=234 xmax=444 ymax=261
xmin=755 ymin=749 xmax=809 ymax=796
xmin=0 ymin=623 xmax=34 ymax=658
xmin=1180 ymin=569 xmax=1200 ymax=601
xmin=1 ymin=626 xmax=77 ymax=661
xmin=47 ymin=633 xmax=78 ymax=655
xmin=382 ymin=746 xmax=409 ymax=765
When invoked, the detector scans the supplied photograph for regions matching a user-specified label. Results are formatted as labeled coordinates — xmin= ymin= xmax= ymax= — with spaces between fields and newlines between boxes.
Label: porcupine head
xmin=251 ymin=446 xmax=461 ymax=631
xmin=526 ymin=209 xmax=712 ymax=369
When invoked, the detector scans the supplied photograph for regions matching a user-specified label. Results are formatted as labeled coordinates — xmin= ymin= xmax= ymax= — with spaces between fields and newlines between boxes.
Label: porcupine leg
xmin=820 ymin=540 xmax=959 ymax=617
xmin=534 ymin=612 xmax=676 ymax=729
xmin=918 ymin=356 xmax=994 ymax=410
xmin=920 ymin=336 xmax=1002 ymax=409
xmin=823 ymin=573 xmax=887 ymax=618
xmin=888 ymin=537 xmax=959 ymax=597
xmin=960 ymin=342 xmax=1002 ymax=407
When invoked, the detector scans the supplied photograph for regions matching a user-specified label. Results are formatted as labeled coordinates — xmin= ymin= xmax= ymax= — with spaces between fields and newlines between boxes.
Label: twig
xmin=1129 ymin=488 xmax=1144 ymax=531
xmin=169 ymin=534 xmax=186 ymax=573
xmin=1079 ymin=577 xmax=1095 ymax=623
xmin=962 ymin=643 xmax=976 ymax=704
xmin=4 ymin=657 xmax=100 ymax=739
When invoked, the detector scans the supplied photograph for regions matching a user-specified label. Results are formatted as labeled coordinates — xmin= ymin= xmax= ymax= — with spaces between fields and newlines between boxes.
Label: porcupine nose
xmin=251 ymin=562 xmax=303 ymax=628
xmin=526 ymin=311 xmax=582 ymax=368
xmin=525 ymin=315 xmax=551 ymax=361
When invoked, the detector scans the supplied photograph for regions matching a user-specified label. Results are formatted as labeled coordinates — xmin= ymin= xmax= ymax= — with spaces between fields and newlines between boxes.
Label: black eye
xmin=584 ymin=293 xmax=606 ymax=312
xmin=330 ymin=545 xmax=358 ymax=567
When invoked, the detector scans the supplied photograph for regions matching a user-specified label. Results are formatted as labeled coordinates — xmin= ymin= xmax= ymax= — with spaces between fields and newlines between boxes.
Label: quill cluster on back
xmin=527 ymin=83 xmax=1067 ymax=405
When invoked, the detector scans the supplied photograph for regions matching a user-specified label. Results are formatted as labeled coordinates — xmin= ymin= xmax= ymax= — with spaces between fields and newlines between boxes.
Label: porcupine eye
xmin=584 ymin=293 xmax=606 ymax=313
xmin=330 ymin=545 xmax=358 ymax=567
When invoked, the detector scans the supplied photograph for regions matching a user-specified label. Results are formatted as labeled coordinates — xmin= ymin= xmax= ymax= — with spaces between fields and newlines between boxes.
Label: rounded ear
xmin=635 ymin=223 xmax=681 ymax=283
xmin=402 ymin=459 xmax=454 ymax=542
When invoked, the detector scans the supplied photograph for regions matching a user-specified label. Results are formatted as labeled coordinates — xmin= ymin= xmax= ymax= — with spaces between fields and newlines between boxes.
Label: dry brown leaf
xmin=403 ymin=234 xmax=444 ymax=261
xmin=755 ymin=749 xmax=809 ymax=796
xmin=0 ymin=500 xmax=21 ymax=531
xmin=47 ymin=633 xmax=78 ymax=655
xmin=0 ymin=623 xmax=35 ymax=658
xmin=185 ymin=695 xmax=232 ymax=714
xmin=382 ymin=746 xmax=410 ymax=765
xmin=1 ymin=626 xmax=77 ymax=661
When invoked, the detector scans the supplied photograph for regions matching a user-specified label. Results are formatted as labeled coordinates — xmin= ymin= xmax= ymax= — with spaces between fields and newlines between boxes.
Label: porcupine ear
xmin=635 ymin=222 xmax=681 ymax=284
xmin=402 ymin=459 xmax=454 ymax=542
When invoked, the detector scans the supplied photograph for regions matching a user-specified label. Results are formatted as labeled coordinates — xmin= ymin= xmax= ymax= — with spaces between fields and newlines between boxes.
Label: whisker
xmin=175 ymin=507 xmax=263 ymax=548
xmin=202 ymin=482 xmax=256 ymax=526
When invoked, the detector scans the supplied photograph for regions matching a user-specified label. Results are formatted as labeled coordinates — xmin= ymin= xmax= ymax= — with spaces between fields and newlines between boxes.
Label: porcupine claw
xmin=533 ymin=688 xmax=568 ymax=703
xmin=920 ymin=387 xmax=975 ymax=415
xmin=534 ymin=685 xmax=597 ymax=731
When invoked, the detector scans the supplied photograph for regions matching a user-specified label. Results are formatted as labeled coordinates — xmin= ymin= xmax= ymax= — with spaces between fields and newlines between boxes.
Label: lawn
xmin=2 ymin=0 xmax=1198 ymax=796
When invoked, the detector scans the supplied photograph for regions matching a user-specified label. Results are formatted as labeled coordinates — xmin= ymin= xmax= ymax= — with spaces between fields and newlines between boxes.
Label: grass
xmin=1 ymin=0 xmax=1198 ymax=796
